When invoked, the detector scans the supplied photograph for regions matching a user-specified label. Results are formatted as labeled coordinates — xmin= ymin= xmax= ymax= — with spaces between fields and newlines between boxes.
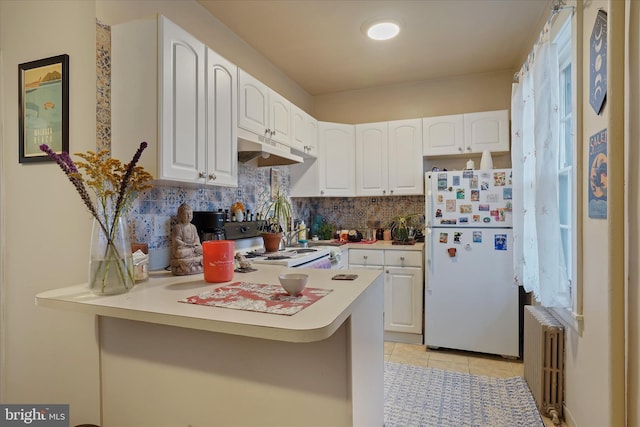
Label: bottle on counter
xmin=298 ymin=220 xmax=307 ymax=243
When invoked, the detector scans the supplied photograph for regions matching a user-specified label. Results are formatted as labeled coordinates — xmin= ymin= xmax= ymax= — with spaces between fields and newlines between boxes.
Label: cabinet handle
xmin=400 ymin=256 xmax=405 ymax=267
xmin=390 ymin=190 xmax=394 ymax=195
xmin=458 ymin=147 xmax=463 ymax=152
xmin=271 ymin=130 xmax=276 ymax=137
xmin=466 ymin=146 xmax=472 ymax=151
xmin=208 ymin=173 xmax=216 ymax=181
xmin=265 ymin=129 xmax=270 ymax=135
xmin=320 ymin=190 xmax=325 ymax=195
xmin=382 ymin=190 xmax=386 ymax=195
xmin=198 ymin=171 xmax=206 ymax=179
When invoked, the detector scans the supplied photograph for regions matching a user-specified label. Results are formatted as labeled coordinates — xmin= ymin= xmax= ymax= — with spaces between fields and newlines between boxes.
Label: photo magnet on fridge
xmin=454 ymin=232 xmax=462 ymax=244
xmin=452 ymin=176 xmax=460 ymax=186
xmin=456 ymin=188 xmax=465 ymax=199
xmin=473 ymin=231 xmax=482 ymax=243
xmin=439 ymin=232 xmax=448 ymax=243
xmin=494 ymin=234 xmax=508 ymax=250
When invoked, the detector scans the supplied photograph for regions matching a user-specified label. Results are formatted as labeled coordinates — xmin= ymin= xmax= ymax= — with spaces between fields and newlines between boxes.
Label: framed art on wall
xmin=18 ymin=54 xmax=69 ymax=163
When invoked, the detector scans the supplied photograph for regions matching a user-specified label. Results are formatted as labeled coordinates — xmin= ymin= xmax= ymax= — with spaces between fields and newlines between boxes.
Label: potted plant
xmin=387 ymin=213 xmax=423 ymax=245
xmin=257 ymin=188 xmax=292 ymax=252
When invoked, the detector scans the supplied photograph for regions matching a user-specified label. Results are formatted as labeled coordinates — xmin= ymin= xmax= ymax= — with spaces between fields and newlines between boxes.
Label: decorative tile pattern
xmin=384 ymin=362 xmax=544 ymax=427
xmin=96 ymin=22 xmax=427 ymax=255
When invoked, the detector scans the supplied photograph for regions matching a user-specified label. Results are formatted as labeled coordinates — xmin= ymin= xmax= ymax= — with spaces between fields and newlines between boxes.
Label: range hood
xmin=237 ymin=131 xmax=303 ymax=167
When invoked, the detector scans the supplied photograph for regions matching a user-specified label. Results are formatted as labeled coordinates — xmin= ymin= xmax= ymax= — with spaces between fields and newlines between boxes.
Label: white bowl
xmin=278 ymin=273 xmax=309 ymax=296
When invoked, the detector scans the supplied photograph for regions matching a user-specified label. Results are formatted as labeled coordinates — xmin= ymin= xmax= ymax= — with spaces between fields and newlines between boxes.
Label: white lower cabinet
xmin=349 ymin=247 xmax=423 ymax=343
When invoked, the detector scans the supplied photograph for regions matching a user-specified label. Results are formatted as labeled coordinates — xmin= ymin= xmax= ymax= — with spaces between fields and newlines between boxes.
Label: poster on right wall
xmin=589 ymin=128 xmax=608 ymax=219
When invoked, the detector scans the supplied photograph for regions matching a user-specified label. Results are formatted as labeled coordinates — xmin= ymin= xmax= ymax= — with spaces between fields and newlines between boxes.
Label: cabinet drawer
xmin=384 ymin=250 xmax=422 ymax=267
xmin=349 ymin=249 xmax=384 ymax=266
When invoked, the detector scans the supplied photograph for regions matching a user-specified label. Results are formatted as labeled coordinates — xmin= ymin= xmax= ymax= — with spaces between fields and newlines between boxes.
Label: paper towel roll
xmin=480 ymin=150 xmax=493 ymax=170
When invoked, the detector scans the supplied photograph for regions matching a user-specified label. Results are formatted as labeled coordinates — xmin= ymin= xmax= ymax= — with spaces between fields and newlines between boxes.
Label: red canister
xmin=202 ymin=240 xmax=235 ymax=283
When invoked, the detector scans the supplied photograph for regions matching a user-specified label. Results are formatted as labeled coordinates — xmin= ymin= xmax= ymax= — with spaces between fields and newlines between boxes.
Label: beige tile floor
xmin=385 ymin=342 xmax=567 ymax=427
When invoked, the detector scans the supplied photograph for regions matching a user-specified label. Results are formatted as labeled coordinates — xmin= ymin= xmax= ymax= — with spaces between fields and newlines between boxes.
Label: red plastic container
xmin=202 ymin=240 xmax=235 ymax=283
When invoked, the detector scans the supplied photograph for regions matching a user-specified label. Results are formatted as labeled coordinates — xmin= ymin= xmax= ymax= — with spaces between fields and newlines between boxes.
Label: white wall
xmin=0 ymin=1 xmax=100 ymax=424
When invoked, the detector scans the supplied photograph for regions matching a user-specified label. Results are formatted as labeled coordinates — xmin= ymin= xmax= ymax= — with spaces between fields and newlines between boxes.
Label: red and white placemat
xmin=179 ymin=281 xmax=332 ymax=316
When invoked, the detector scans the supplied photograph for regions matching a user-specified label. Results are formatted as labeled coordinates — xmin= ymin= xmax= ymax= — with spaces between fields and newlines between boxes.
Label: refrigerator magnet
xmin=505 ymin=202 xmax=513 ymax=212
xmin=490 ymin=209 xmax=499 ymax=218
xmin=439 ymin=232 xmax=448 ymax=243
xmin=435 ymin=208 xmax=443 ymax=218
xmin=459 ymin=217 xmax=469 ymax=224
xmin=472 ymin=215 xmax=481 ymax=222
xmin=459 ymin=204 xmax=472 ymax=214
xmin=503 ymin=188 xmax=512 ymax=200
xmin=473 ymin=231 xmax=482 ymax=242
xmin=478 ymin=204 xmax=490 ymax=211
xmin=471 ymin=190 xmax=480 ymax=201
xmin=483 ymin=217 xmax=491 ymax=223
xmin=481 ymin=181 xmax=490 ymax=190
xmin=456 ymin=188 xmax=465 ymax=199
xmin=463 ymin=170 xmax=473 ymax=179
xmin=470 ymin=175 xmax=478 ymax=188
xmin=486 ymin=193 xmax=499 ymax=202
xmin=438 ymin=177 xmax=447 ymax=190
xmin=452 ymin=176 xmax=460 ymax=186
xmin=454 ymin=232 xmax=462 ymax=244
xmin=498 ymin=208 xmax=506 ymax=222
xmin=437 ymin=194 xmax=444 ymax=203
xmin=494 ymin=234 xmax=508 ymax=250
xmin=493 ymin=172 xmax=506 ymax=186
xmin=446 ymin=200 xmax=456 ymax=212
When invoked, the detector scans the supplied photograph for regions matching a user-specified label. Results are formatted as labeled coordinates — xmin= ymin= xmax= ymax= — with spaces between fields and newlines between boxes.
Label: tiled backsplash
xmin=96 ymin=20 xmax=425 ymax=267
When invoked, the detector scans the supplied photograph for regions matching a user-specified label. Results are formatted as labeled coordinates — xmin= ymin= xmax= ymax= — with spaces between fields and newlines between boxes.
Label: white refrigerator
xmin=424 ymin=168 xmax=519 ymax=358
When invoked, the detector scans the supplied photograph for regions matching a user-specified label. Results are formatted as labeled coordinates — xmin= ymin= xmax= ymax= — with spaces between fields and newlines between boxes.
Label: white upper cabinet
xmin=463 ymin=110 xmax=509 ymax=153
xmin=422 ymin=109 xmax=509 ymax=156
xmin=205 ymin=48 xmax=238 ymax=187
xmin=318 ymin=122 xmax=355 ymax=197
xmin=355 ymin=122 xmax=388 ymax=196
xmin=387 ymin=119 xmax=424 ymax=195
xmin=422 ymin=114 xmax=464 ymax=156
xmin=238 ymin=69 xmax=292 ymax=146
xmin=111 ymin=15 xmax=237 ymax=187
xmin=355 ymin=119 xmax=423 ymax=196
xmin=290 ymin=105 xmax=317 ymax=158
xmin=305 ymin=114 xmax=318 ymax=157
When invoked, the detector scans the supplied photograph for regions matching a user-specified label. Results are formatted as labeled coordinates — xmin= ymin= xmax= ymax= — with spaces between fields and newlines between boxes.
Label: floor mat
xmin=384 ymin=361 xmax=544 ymax=427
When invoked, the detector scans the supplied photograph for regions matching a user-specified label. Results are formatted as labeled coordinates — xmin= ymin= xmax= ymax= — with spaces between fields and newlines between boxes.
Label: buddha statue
xmin=170 ymin=203 xmax=203 ymax=276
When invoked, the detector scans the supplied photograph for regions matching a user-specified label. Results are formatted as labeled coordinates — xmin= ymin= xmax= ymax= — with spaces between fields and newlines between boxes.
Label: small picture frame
xmin=18 ymin=54 xmax=69 ymax=163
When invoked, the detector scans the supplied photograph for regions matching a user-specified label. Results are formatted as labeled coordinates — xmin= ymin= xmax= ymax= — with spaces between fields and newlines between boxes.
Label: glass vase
xmin=89 ymin=215 xmax=134 ymax=295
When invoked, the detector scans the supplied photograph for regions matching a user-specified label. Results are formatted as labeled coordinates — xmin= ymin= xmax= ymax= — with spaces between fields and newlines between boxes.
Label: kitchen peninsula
xmin=36 ymin=266 xmax=384 ymax=427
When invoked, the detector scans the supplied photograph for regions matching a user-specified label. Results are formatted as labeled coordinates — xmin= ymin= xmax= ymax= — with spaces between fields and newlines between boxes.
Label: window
xmin=553 ymin=17 xmax=582 ymax=330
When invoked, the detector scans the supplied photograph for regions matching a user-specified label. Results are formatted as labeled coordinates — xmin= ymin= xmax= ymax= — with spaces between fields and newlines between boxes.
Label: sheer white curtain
xmin=511 ymin=41 xmax=571 ymax=308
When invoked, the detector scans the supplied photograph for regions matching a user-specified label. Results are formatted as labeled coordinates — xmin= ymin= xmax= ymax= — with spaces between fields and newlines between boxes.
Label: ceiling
xmin=197 ymin=0 xmax=552 ymax=96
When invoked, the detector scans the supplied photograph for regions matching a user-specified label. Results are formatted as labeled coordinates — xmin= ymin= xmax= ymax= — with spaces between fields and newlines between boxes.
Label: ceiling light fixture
xmin=363 ymin=19 xmax=401 ymax=41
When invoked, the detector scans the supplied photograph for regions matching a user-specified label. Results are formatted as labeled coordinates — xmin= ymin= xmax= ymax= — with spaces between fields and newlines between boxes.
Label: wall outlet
xmin=154 ymin=215 xmax=171 ymax=237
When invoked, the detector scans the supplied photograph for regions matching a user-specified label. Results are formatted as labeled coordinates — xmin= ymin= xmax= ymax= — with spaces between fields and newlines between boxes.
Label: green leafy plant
xmin=387 ymin=213 xmax=423 ymax=242
xmin=257 ymin=187 xmax=292 ymax=234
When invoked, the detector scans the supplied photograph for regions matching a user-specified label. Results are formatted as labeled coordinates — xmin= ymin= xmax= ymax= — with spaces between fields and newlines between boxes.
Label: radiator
xmin=524 ymin=305 xmax=564 ymax=425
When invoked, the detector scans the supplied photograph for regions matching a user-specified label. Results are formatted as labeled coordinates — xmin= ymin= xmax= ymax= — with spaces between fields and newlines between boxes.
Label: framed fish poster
xmin=18 ymin=54 xmax=69 ymax=163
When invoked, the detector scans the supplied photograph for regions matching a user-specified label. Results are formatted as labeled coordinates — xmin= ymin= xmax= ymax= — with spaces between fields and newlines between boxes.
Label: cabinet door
xmin=161 ymin=17 xmax=206 ymax=182
xmin=268 ymin=90 xmax=292 ymax=145
xmin=355 ymin=122 xmax=388 ymax=196
xmin=463 ymin=109 xmax=510 ymax=154
xmin=238 ymin=69 xmax=269 ymax=136
xmin=290 ymin=104 xmax=306 ymax=152
xmin=388 ymin=119 xmax=423 ymax=195
xmin=422 ymin=114 xmax=464 ymax=156
xmin=206 ymin=48 xmax=237 ymax=187
xmin=318 ymin=122 xmax=355 ymax=196
xmin=384 ymin=266 xmax=423 ymax=334
xmin=305 ymin=114 xmax=318 ymax=157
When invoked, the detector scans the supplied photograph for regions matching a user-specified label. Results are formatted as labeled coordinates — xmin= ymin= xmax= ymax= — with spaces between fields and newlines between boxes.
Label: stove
xmin=222 ymin=221 xmax=332 ymax=268
xmin=244 ymin=247 xmax=332 ymax=268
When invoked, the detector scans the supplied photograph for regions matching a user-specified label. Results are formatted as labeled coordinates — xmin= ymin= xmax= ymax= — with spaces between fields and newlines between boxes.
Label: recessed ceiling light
xmin=363 ymin=19 xmax=401 ymax=41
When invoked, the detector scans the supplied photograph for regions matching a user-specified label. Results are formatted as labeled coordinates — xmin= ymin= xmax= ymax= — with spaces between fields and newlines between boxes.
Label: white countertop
xmin=36 ymin=264 xmax=383 ymax=343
